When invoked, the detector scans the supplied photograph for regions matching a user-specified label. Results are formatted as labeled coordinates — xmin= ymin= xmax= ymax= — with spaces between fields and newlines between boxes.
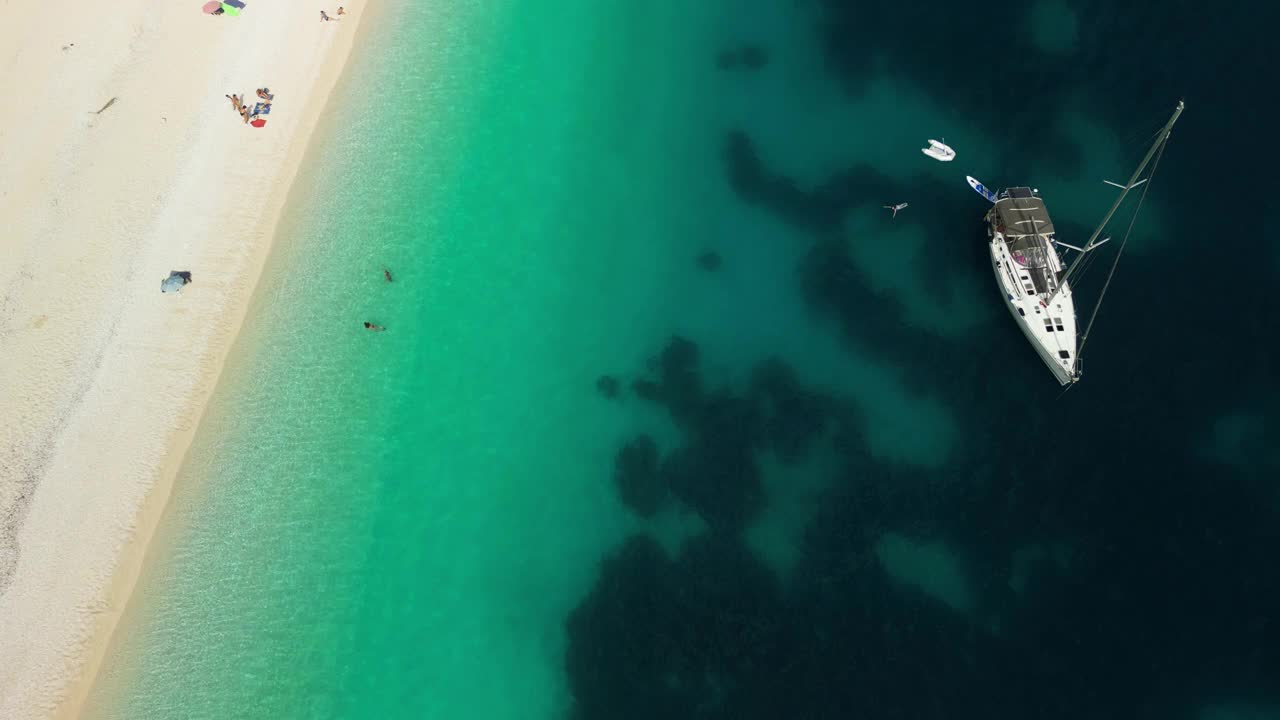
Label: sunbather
xmin=257 ymin=88 xmax=274 ymax=101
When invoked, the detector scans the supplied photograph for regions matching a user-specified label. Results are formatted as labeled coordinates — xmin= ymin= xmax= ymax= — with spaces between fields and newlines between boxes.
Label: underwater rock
xmin=716 ymin=44 xmax=769 ymax=71
xmin=696 ymin=251 xmax=722 ymax=271
xmin=630 ymin=378 xmax=662 ymax=403
xmin=565 ymin=535 xmax=694 ymax=718
xmin=632 ymin=336 xmax=703 ymax=422
xmin=614 ymin=434 xmax=665 ymax=518
xmin=660 ymin=440 xmax=762 ymax=533
xmin=751 ymin=359 xmax=827 ymax=463
xmin=596 ymin=374 xmax=620 ymax=399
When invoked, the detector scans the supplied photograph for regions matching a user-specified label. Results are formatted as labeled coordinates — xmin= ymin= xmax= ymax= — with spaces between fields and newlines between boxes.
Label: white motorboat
xmin=921 ymin=139 xmax=955 ymax=161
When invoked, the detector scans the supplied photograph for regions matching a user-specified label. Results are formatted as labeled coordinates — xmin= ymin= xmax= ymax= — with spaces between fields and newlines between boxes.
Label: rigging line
xmin=1076 ymin=228 xmax=1112 ymax=282
xmin=1117 ymin=105 xmax=1169 ymax=149
xmin=1073 ymin=243 xmax=1101 ymax=283
xmin=1077 ymin=135 xmax=1170 ymax=360
xmin=1118 ymin=124 xmax=1164 ymax=165
xmin=1061 ymin=101 xmax=1183 ymax=291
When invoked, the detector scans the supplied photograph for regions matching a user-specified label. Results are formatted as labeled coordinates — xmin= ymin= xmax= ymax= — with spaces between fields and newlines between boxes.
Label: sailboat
xmin=972 ymin=100 xmax=1184 ymax=385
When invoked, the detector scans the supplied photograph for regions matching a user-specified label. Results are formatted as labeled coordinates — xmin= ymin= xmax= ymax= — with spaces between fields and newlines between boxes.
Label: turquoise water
xmin=91 ymin=1 xmax=953 ymax=716
xmin=87 ymin=0 xmax=1280 ymax=718
xmin=90 ymin=1 xmax=920 ymax=716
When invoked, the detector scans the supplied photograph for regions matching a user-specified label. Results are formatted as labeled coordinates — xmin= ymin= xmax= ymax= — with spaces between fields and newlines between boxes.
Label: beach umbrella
xmin=225 ymin=0 xmax=246 ymax=7
xmin=220 ymin=3 xmax=239 ymax=15
xmin=201 ymin=0 xmax=221 ymax=12
xmin=250 ymin=118 xmax=266 ymax=128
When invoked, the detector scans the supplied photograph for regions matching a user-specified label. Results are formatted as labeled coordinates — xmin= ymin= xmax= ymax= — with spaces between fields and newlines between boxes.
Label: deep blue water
xmin=567 ymin=2 xmax=1280 ymax=719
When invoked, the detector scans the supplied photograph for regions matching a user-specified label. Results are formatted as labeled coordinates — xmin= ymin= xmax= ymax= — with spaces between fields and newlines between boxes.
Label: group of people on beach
xmin=320 ymin=7 xmax=346 ymax=21
xmin=224 ymin=87 xmax=274 ymax=124
xmin=363 ymin=268 xmax=393 ymax=332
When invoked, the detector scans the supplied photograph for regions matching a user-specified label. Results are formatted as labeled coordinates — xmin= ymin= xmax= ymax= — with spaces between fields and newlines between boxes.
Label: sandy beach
xmin=0 ymin=1 xmax=367 ymax=717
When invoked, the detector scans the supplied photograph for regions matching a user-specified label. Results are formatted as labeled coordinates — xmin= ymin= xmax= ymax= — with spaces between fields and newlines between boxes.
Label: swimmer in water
xmin=363 ymin=322 xmax=385 ymax=332
xmin=383 ymin=268 xmax=393 ymax=282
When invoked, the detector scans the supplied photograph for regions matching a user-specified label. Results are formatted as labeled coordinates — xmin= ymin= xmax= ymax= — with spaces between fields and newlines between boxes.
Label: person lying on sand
xmin=337 ymin=6 xmax=347 ymax=14
xmin=363 ymin=322 xmax=385 ymax=332
xmin=257 ymin=88 xmax=274 ymax=101
xmin=320 ymin=10 xmax=337 ymax=21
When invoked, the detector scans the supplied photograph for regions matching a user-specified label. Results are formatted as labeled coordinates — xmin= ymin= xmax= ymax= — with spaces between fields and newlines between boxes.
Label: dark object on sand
xmin=716 ymin=45 xmax=769 ymax=71
xmin=160 ymin=271 xmax=192 ymax=294
xmin=697 ymin=251 xmax=722 ymax=271
xmin=596 ymin=375 xmax=620 ymax=399
xmin=90 ymin=97 xmax=118 ymax=115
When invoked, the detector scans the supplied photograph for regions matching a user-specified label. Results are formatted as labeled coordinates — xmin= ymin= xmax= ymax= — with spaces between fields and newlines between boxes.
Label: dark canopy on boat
xmin=994 ymin=194 xmax=1055 ymax=238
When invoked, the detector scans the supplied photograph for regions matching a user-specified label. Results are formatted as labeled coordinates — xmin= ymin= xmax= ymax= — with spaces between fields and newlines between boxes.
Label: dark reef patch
xmin=716 ymin=44 xmax=769 ymax=72
xmin=566 ymin=533 xmax=793 ymax=720
xmin=696 ymin=250 xmax=722 ymax=271
xmin=613 ymin=434 xmax=665 ymax=518
xmin=750 ymin=359 xmax=828 ymax=464
xmin=595 ymin=374 xmax=620 ymax=399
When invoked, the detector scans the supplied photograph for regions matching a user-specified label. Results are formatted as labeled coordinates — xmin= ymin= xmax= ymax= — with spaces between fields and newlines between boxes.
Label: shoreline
xmin=59 ymin=10 xmax=376 ymax=716
xmin=0 ymin=3 xmax=372 ymax=718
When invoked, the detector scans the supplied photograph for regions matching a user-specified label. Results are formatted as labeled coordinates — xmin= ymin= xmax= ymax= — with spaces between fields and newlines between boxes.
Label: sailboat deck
xmin=993 ymin=194 xmax=1056 ymax=238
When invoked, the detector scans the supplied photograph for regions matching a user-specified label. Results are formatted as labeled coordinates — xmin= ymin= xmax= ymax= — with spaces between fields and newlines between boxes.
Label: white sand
xmin=0 ymin=1 xmax=367 ymax=717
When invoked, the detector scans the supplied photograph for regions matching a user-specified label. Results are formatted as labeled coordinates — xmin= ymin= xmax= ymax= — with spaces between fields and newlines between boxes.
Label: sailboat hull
xmin=985 ymin=191 xmax=1080 ymax=386
xmin=988 ymin=247 xmax=1077 ymax=385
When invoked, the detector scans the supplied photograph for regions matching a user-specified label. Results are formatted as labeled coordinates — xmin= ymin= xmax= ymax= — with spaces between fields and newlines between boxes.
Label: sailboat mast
xmin=1062 ymin=100 xmax=1185 ymax=284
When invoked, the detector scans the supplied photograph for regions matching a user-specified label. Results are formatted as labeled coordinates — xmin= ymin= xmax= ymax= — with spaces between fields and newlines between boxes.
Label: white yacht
xmin=972 ymin=101 xmax=1184 ymax=385
xmin=986 ymin=187 xmax=1079 ymax=383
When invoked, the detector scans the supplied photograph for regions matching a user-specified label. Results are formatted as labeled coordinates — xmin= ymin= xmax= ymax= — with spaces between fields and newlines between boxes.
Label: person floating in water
xmin=363 ymin=322 xmax=385 ymax=332
xmin=882 ymin=202 xmax=909 ymax=219
xmin=383 ymin=268 xmax=393 ymax=282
